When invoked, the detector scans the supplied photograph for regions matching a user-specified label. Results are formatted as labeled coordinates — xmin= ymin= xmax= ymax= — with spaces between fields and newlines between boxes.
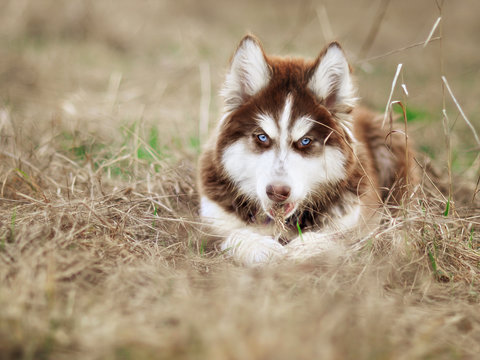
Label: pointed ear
xmin=308 ymin=42 xmax=356 ymax=111
xmin=221 ymin=35 xmax=271 ymax=111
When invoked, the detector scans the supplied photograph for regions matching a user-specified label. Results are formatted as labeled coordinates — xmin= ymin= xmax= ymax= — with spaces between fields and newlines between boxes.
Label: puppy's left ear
xmin=221 ymin=35 xmax=271 ymax=111
xmin=308 ymin=42 xmax=356 ymax=111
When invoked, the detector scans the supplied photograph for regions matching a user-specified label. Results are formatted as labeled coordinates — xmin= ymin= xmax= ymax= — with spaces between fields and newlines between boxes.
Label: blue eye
xmin=300 ymin=137 xmax=311 ymax=146
xmin=257 ymin=134 xmax=268 ymax=142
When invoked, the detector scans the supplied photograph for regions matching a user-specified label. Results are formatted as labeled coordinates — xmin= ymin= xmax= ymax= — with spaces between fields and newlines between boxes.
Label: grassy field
xmin=1 ymin=0 xmax=480 ymax=359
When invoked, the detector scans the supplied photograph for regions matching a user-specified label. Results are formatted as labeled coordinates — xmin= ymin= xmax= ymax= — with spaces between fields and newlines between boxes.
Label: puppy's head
xmin=217 ymin=35 xmax=357 ymax=220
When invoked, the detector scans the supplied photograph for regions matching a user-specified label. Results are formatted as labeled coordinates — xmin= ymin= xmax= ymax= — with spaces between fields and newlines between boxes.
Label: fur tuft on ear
xmin=308 ymin=42 xmax=357 ymax=112
xmin=221 ymin=35 xmax=271 ymax=111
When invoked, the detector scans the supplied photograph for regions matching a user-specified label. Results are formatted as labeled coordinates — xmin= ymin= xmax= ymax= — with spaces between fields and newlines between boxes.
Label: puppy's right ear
xmin=221 ymin=35 xmax=271 ymax=111
xmin=308 ymin=42 xmax=356 ymax=112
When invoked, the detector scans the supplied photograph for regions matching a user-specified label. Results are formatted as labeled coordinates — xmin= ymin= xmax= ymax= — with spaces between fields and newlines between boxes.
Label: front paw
xmin=285 ymin=232 xmax=341 ymax=259
xmin=221 ymin=230 xmax=286 ymax=266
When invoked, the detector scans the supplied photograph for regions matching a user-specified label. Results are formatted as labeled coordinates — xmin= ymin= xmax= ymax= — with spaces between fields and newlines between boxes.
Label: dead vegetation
xmin=1 ymin=0 xmax=480 ymax=359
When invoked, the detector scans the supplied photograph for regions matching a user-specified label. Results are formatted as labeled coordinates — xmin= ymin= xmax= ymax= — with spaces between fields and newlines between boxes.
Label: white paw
xmin=221 ymin=229 xmax=286 ymax=266
xmin=285 ymin=231 xmax=342 ymax=259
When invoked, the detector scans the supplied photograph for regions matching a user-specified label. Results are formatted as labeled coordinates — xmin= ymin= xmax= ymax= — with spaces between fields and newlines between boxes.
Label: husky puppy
xmin=198 ymin=35 xmax=416 ymax=265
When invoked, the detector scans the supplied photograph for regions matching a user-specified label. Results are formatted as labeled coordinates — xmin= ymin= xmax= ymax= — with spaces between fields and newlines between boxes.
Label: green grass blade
xmin=428 ymin=250 xmax=437 ymax=273
xmin=296 ymin=221 xmax=303 ymax=242
xmin=443 ymin=198 xmax=450 ymax=217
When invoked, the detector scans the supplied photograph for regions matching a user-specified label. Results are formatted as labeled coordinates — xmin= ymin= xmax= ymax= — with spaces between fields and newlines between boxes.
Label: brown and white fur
xmin=198 ymin=35 xmax=416 ymax=266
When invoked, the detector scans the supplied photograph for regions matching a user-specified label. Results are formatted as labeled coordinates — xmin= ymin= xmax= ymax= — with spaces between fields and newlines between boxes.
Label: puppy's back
xmin=353 ymin=107 xmax=417 ymax=205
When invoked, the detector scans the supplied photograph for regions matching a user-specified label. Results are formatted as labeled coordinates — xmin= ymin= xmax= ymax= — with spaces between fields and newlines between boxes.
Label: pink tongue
xmin=269 ymin=203 xmax=295 ymax=218
xmin=284 ymin=203 xmax=294 ymax=215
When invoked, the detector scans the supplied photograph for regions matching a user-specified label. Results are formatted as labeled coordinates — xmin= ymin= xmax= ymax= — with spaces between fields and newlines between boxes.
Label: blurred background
xmin=1 ymin=3 xmax=480 ymax=357
xmin=0 ymin=0 xmax=479 ymax=176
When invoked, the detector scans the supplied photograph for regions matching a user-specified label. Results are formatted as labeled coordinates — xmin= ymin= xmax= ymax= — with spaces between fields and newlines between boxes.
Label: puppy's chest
xmin=245 ymin=208 xmax=331 ymax=244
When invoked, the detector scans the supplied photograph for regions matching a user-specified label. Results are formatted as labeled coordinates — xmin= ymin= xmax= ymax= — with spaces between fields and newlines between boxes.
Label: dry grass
xmin=1 ymin=1 xmax=480 ymax=359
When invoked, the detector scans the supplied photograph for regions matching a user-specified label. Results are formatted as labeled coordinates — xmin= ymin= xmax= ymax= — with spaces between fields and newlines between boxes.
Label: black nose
xmin=266 ymin=184 xmax=291 ymax=202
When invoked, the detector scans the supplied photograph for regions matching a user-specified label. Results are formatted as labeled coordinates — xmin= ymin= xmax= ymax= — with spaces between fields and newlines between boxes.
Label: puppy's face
xmin=217 ymin=36 xmax=356 ymax=219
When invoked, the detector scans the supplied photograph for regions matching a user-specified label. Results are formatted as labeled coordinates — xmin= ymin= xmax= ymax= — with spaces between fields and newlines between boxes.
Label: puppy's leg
xmin=285 ymin=231 xmax=344 ymax=260
xmin=221 ymin=229 xmax=285 ymax=266
xmin=200 ymin=196 xmax=284 ymax=266
xmin=284 ymin=199 xmax=367 ymax=260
